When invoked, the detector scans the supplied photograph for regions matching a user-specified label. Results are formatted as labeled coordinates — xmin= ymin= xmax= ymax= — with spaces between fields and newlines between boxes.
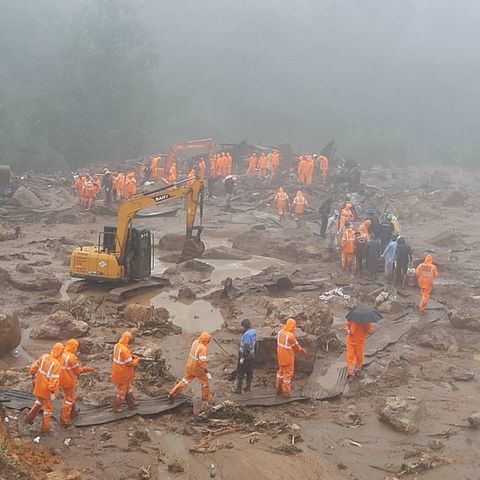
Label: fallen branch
xmin=212 ymin=337 xmax=236 ymax=357
xmin=195 ymin=427 xmax=236 ymax=448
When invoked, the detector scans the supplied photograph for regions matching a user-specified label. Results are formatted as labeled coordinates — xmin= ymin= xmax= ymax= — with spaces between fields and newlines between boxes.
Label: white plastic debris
xmin=4 ymin=417 xmax=9 ymax=423
xmin=33 ymin=436 xmax=41 ymax=443
xmin=319 ymin=287 xmax=351 ymax=301
xmin=64 ymin=438 xmax=72 ymax=447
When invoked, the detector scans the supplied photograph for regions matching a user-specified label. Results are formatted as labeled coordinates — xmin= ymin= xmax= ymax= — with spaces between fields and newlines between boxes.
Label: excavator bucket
xmin=177 ymin=237 xmax=205 ymax=263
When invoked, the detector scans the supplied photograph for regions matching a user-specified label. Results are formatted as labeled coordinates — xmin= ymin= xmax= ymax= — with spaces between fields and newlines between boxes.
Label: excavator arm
xmin=116 ymin=177 xmax=204 ymax=265
xmin=166 ymin=138 xmax=217 ymax=173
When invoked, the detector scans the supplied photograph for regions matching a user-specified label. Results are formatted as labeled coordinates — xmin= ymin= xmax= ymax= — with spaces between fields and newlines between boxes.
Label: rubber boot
xmin=41 ymin=414 xmax=51 ymax=433
xmin=125 ymin=392 xmax=138 ymax=410
xmin=26 ymin=403 xmax=41 ymax=425
xmin=243 ymin=381 xmax=251 ymax=392
xmin=113 ymin=396 xmax=122 ymax=413
xmin=233 ymin=379 xmax=242 ymax=394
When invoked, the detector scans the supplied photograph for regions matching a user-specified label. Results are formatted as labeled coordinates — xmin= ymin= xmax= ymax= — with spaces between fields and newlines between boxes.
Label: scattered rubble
xmin=11 ymin=185 xmax=43 ymax=209
xmin=467 ymin=412 xmax=480 ymax=428
xmin=30 ymin=311 xmax=89 ymax=340
xmin=123 ymin=303 xmax=181 ymax=336
xmin=177 ymin=286 xmax=196 ymax=300
xmin=442 ymin=189 xmax=468 ymax=207
xmin=378 ymin=396 xmax=423 ymax=434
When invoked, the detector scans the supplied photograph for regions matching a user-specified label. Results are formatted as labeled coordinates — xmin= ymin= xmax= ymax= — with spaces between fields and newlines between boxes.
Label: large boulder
xmin=448 ymin=309 xmax=480 ymax=331
xmin=158 ymin=233 xmax=186 ymax=251
xmin=379 ymin=396 xmax=423 ymax=434
xmin=0 ymin=312 xmax=21 ymax=356
xmin=264 ymin=297 xmax=333 ymax=337
xmin=30 ymin=311 xmax=89 ymax=340
xmin=11 ymin=186 xmax=43 ymax=209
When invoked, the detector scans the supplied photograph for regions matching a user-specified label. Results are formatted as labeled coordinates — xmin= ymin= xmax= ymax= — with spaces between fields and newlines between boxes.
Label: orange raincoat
xmin=115 ymin=172 xmax=125 ymax=201
xmin=258 ymin=153 xmax=268 ymax=177
xmin=292 ymin=191 xmax=308 ymax=216
xmin=124 ymin=173 xmax=137 ymax=199
xmin=274 ymin=187 xmax=289 ymax=217
xmin=168 ymin=164 xmax=177 ymax=184
xmin=112 ymin=331 xmax=140 ymax=411
xmin=198 ymin=158 xmax=206 ymax=181
xmin=297 ymin=156 xmax=307 ymax=183
xmin=339 ymin=203 xmax=354 ymax=230
xmin=276 ymin=319 xmax=306 ymax=398
xmin=341 ymin=226 xmax=356 ymax=272
xmin=59 ymin=339 xmax=96 ymax=426
xmin=359 ymin=219 xmax=372 ymax=240
xmin=26 ymin=343 xmax=64 ymax=433
xmin=319 ymin=155 xmax=329 ymax=183
xmin=169 ymin=332 xmax=212 ymax=402
xmin=304 ymin=155 xmax=315 ymax=185
xmin=415 ymin=255 xmax=438 ymax=312
xmin=346 ymin=321 xmax=374 ymax=376
xmin=247 ymin=154 xmax=257 ymax=175
xmin=271 ymin=151 xmax=280 ymax=172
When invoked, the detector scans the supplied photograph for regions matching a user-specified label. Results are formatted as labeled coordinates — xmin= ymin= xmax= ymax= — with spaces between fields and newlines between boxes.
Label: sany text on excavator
xmin=70 ymin=177 xmax=205 ymax=281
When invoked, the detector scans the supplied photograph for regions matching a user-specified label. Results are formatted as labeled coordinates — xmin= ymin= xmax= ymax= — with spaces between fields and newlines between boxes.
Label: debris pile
xmin=123 ymin=303 xmax=181 ymax=336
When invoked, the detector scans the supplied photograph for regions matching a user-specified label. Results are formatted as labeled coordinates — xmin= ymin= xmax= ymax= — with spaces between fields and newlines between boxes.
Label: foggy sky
xmin=2 ymin=0 xmax=480 ymax=166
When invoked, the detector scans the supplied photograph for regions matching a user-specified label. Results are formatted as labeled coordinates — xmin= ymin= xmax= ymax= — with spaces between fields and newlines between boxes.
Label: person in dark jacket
xmin=365 ymin=237 xmax=382 ymax=279
xmin=102 ymin=170 xmax=114 ymax=205
xmin=319 ymin=196 xmax=333 ymax=238
xmin=395 ymin=236 xmax=413 ymax=287
xmin=233 ymin=319 xmax=257 ymax=394
xmin=355 ymin=232 xmax=367 ymax=275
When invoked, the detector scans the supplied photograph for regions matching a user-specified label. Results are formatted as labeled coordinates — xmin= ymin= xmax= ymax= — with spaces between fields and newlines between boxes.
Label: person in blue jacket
xmin=233 ymin=319 xmax=257 ymax=394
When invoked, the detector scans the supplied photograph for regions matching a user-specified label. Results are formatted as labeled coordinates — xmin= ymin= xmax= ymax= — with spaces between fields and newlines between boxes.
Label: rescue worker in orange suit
xmin=345 ymin=320 xmax=374 ymax=377
xmin=216 ymin=154 xmax=225 ymax=177
xmin=26 ymin=343 xmax=64 ymax=433
xmin=169 ymin=332 xmax=213 ymax=403
xmin=359 ymin=218 xmax=372 ymax=240
xmin=198 ymin=157 xmax=206 ymax=181
xmin=276 ymin=318 xmax=307 ymax=398
xmin=115 ymin=171 xmax=125 ymax=202
xmin=150 ymin=156 xmax=160 ymax=179
xmin=274 ymin=187 xmax=289 ymax=222
xmin=341 ymin=221 xmax=356 ymax=273
xmin=92 ymin=175 xmax=102 ymax=198
xmin=83 ymin=178 xmax=96 ymax=210
xmin=304 ymin=155 xmax=315 ymax=185
xmin=258 ymin=153 xmax=268 ymax=177
xmin=415 ymin=255 xmax=438 ymax=313
xmin=112 ymin=331 xmax=140 ymax=412
xmin=247 ymin=153 xmax=257 ymax=176
xmin=271 ymin=150 xmax=280 ymax=172
xmin=59 ymin=339 xmax=96 ymax=427
xmin=75 ymin=175 xmax=85 ymax=198
xmin=187 ymin=167 xmax=196 ymax=187
xmin=339 ymin=202 xmax=354 ymax=231
xmin=292 ymin=190 xmax=308 ymax=226
xmin=297 ymin=155 xmax=307 ymax=183
xmin=168 ymin=163 xmax=177 ymax=184
xmin=319 ymin=155 xmax=329 ymax=184
xmin=225 ymin=152 xmax=233 ymax=175
xmin=124 ymin=172 xmax=137 ymax=199
xmin=210 ymin=154 xmax=217 ymax=177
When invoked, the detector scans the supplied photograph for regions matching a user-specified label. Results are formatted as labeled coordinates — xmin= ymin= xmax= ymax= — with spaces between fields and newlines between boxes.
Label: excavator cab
xmin=101 ymin=226 xmax=153 ymax=280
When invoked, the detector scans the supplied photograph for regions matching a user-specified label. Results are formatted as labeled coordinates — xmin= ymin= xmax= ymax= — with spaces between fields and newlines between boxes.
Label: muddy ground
xmin=1 ymin=165 xmax=480 ymax=480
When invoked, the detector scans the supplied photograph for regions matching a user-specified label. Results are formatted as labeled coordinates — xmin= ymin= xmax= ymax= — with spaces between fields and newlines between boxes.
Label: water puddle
xmin=131 ymin=290 xmax=224 ymax=334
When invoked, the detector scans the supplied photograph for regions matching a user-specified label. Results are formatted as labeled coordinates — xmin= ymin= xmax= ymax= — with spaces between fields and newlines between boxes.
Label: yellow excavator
xmin=70 ymin=177 xmax=205 ymax=281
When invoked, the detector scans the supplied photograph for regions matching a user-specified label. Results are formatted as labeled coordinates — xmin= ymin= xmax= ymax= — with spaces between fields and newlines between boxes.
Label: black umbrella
xmin=346 ymin=307 xmax=383 ymax=324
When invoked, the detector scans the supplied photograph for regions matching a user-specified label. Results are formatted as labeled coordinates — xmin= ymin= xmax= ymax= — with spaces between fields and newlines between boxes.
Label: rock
xmin=467 ymin=412 xmax=480 ymax=428
xmin=0 ymin=312 xmax=21 ymax=356
xmin=177 ymin=287 xmax=196 ymax=300
xmin=158 ymin=252 xmax=180 ymax=263
xmin=442 ymin=189 xmax=467 ymax=207
xmin=0 ymin=266 xmax=62 ymax=292
xmin=15 ymin=263 xmax=35 ymax=274
xmin=30 ymin=311 xmax=89 ymax=340
xmin=11 ymin=185 xmax=43 ymax=209
xmin=264 ymin=297 xmax=333 ymax=337
xmin=379 ymin=396 xmax=422 ymax=434
xmin=181 ymin=259 xmax=214 ymax=273
xmin=377 ymin=299 xmax=403 ymax=314
xmin=429 ymin=230 xmax=466 ymax=248
xmin=158 ymin=233 xmax=186 ymax=251
xmin=416 ymin=328 xmax=455 ymax=351
xmin=428 ymin=439 xmax=444 ymax=451
xmin=44 ymin=471 xmax=82 ymax=480
xmin=203 ymin=246 xmax=252 ymax=261
xmin=448 ymin=309 xmax=480 ymax=331
xmin=0 ymin=224 xmax=9 ymax=240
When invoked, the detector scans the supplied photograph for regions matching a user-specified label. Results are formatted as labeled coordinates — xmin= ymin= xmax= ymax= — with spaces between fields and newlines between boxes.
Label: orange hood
xmin=425 ymin=255 xmax=433 ymax=265
xmin=278 ymin=187 xmax=284 ymax=193
xmin=284 ymin=318 xmax=296 ymax=333
xmin=198 ymin=332 xmax=212 ymax=345
xmin=51 ymin=343 xmax=64 ymax=360
xmin=64 ymin=339 xmax=79 ymax=354
xmin=119 ymin=331 xmax=133 ymax=346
